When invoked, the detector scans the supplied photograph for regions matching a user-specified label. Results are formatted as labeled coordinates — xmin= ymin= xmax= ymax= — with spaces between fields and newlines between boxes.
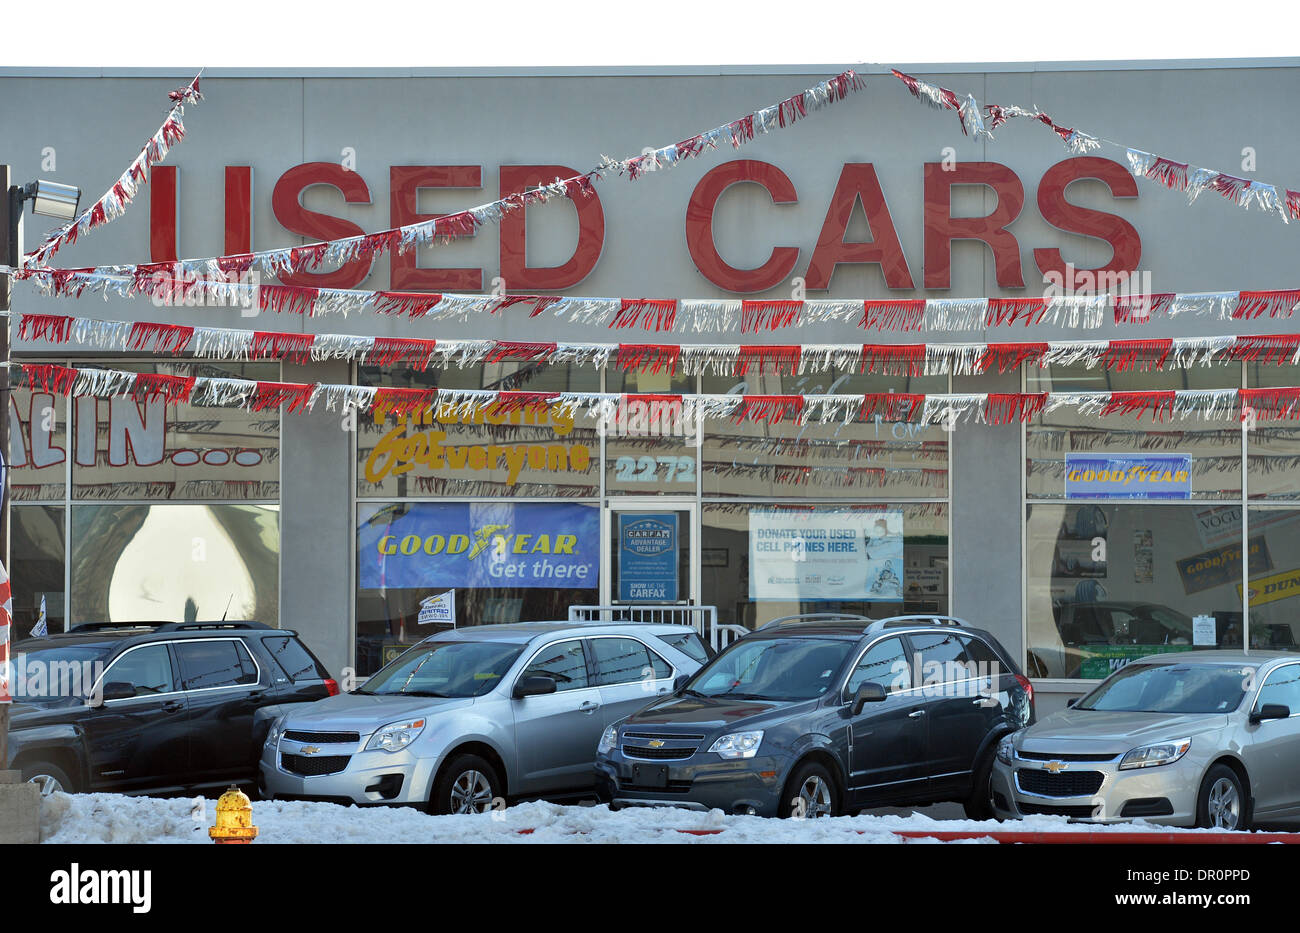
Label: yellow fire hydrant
xmin=209 ymin=786 xmax=259 ymax=844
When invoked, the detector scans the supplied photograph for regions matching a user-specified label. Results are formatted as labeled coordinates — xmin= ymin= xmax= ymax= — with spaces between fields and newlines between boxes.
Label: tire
xmin=963 ymin=745 xmax=998 ymax=821
xmin=782 ymin=760 xmax=840 ymax=819
xmin=20 ymin=761 xmax=76 ymax=796
xmin=1196 ymin=764 xmax=1249 ymax=831
xmin=431 ymin=754 xmax=503 ymax=816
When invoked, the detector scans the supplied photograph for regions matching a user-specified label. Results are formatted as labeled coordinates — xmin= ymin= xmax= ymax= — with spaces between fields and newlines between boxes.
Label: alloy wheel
xmin=449 ymin=770 xmax=494 ymax=814
xmin=798 ymin=775 xmax=833 ymax=818
xmin=27 ymin=774 xmax=65 ymax=796
xmin=1207 ymin=777 xmax=1240 ymax=829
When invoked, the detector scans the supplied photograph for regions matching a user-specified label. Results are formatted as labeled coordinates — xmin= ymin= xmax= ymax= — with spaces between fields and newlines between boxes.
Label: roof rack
xmin=68 ymin=621 xmax=166 ymax=633
xmin=152 ymin=620 xmax=272 ymax=632
xmin=759 ymin=613 xmax=875 ymax=631
xmin=870 ymin=615 xmax=967 ymax=632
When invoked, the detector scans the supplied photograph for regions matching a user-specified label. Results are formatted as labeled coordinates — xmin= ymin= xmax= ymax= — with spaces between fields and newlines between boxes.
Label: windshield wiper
xmin=394 ymin=689 xmax=450 ymax=697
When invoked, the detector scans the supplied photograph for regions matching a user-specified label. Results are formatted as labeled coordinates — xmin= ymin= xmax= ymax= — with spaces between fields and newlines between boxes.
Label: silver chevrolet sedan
xmin=991 ymin=651 xmax=1300 ymax=830
xmin=258 ymin=621 xmax=707 ymax=813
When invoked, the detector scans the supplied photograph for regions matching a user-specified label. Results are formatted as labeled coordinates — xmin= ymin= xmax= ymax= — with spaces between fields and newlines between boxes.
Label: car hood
xmin=1016 ymin=708 xmax=1229 ymax=756
xmin=282 ymin=693 xmax=477 ymax=733
xmin=621 ymin=693 xmax=800 ymax=732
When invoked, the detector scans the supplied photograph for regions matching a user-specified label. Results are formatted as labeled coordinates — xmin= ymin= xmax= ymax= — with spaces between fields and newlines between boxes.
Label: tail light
xmin=1014 ymin=673 xmax=1034 ymax=706
xmin=324 ymin=678 xmax=340 ymax=696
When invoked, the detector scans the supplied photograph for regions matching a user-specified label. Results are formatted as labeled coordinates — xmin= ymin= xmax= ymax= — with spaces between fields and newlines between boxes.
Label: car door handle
xmin=907 ymin=709 xmax=926 ymax=718
xmin=161 ymin=700 xmax=184 ymax=712
xmin=579 ymin=701 xmax=600 ymax=713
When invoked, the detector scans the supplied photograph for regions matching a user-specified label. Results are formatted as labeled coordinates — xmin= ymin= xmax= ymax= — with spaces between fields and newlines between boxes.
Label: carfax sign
xmin=617 ymin=513 xmax=679 ymax=602
xmin=1065 ymin=454 xmax=1192 ymax=500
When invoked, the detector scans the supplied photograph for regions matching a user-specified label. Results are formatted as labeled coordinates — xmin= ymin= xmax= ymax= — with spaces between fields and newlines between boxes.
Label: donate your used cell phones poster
xmin=749 ymin=509 xmax=903 ymax=601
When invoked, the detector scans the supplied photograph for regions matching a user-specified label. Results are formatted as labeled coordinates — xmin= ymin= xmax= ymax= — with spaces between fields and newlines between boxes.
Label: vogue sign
xmin=151 ymin=156 xmax=1141 ymax=294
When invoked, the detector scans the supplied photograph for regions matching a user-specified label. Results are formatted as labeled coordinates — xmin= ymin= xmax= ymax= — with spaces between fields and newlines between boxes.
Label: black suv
xmin=5 ymin=621 xmax=337 ymax=796
xmin=596 ymin=614 xmax=1034 ymax=818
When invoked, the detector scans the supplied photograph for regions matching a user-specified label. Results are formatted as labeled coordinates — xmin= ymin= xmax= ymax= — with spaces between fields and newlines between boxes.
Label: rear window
xmin=263 ymin=635 xmax=328 ymax=682
xmin=659 ymin=632 xmax=711 ymax=664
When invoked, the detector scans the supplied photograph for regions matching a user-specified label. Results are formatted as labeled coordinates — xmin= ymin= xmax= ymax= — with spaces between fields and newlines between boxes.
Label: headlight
xmin=708 ymin=731 xmax=764 ymax=759
xmin=364 ymin=718 xmax=426 ymax=753
xmin=996 ymin=734 xmax=1016 ymax=765
xmin=264 ymin=716 xmax=287 ymax=748
xmin=598 ymin=724 xmax=619 ymax=754
xmin=1119 ymin=738 xmax=1191 ymax=770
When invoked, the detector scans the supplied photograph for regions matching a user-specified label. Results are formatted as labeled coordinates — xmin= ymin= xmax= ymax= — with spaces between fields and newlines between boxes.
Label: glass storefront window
xmin=1246 ymin=362 xmax=1300 ymax=500
xmin=1240 ymin=507 xmax=1300 ymax=652
xmin=605 ymin=368 xmax=698 ymax=496
xmin=11 ymin=505 xmax=66 ymax=635
xmin=69 ymin=504 xmax=280 ymax=627
xmin=702 ymin=503 xmax=949 ymax=632
xmin=71 ymin=361 xmax=280 ymax=501
xmin=355 ymin=501 xmax=599 ymax=675
xmin=9 ymin=384 xmax=67 ymax=501
xmin=701 ymin=370 xmax=949 ymax=498
xmin=357 ymin=363 xmax=600 ymax=498
xmin=1026 ymin=363 xmax=1242 ymax=500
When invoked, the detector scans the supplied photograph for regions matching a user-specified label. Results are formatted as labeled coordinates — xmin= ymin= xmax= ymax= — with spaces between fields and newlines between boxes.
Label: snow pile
xmin=38 ymin=793 xmax=1227 ymax=844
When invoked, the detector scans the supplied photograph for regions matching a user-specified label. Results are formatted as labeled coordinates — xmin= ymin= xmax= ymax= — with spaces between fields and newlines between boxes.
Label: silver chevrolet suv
xmin=258 ymin=621 xmax=708 ymax=813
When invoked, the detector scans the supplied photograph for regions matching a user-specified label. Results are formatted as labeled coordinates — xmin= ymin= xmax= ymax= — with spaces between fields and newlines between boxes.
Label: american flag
xmin=0 ymin=558 xmax=11 ymax=703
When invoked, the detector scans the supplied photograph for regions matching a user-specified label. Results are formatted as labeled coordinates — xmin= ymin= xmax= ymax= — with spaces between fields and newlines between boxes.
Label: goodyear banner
xmin=1177 ymin=537 xmax=1272 ymax=595
xmin=749 ymin=509 xmax=903 ymax=601
xmin=358 ymin=502 xmax=598 ymax=590
xmin=1065 ymin=454 xmax=1192 ymax=500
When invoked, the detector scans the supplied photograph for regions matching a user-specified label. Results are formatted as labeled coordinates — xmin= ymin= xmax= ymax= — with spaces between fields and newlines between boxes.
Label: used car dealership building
xmin=6 ymin=59 xmax=1300 ymax=712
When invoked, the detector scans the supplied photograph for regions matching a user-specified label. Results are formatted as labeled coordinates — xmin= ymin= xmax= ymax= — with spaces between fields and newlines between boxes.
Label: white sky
xmin=9 ymin=0 xmax=1300 ymax=67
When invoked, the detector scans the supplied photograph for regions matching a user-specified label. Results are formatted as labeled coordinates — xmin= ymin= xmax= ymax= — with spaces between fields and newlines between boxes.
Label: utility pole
xmin=0 ymin=166 xmax=13 ymax=769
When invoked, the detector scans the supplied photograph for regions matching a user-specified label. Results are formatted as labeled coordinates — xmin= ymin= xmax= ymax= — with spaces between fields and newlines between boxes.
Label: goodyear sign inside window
xmin=1065 ymin=454 xmax=1192 ymax=500
xmin=359 ymin=502 xmax=598 ymax=590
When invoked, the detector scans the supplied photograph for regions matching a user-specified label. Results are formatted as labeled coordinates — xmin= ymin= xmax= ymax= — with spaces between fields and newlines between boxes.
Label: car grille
xmin=622 ymin=744 xmax=698 ymax=761
xmin=1016 ymin=769 xmax=1105 ymax=798
xmin=1017 ymin=750 xmax=1116 ymax=762
xmin=623 ymin=732 xmax=705 ymax=741
xmin=1018 ymin=802 xmax=1097 ymax=819
xmin=281 ymin=753 xmax=351 ymax=776
xmin=283 ymin=730 xmax=360 ymax=744
xmin=617 ymin=777 xmax=695 ymax=794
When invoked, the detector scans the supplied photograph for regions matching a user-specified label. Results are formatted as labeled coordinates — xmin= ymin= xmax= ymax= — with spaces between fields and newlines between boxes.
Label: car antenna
xmin=221 ymin=594 xmax=235 ymax=622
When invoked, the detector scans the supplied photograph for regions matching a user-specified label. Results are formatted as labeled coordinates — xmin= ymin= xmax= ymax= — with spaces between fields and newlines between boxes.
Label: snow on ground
xmin=38 ymin=793 xmax=1232 ymax=844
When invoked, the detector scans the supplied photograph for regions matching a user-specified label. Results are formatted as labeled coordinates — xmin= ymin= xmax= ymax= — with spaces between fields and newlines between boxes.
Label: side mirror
xmin=673 ymin=674 xmax=691 ymax=694
xmin=851 ymin=682 xmax=888 ymax=716
xmin=1066 ymin=697 xmax=1079 ymax=708
xmin=1250 ymin=703 xmax=1290 ymax=724
xmin=513 ymin=675 xmax=557 ymax=699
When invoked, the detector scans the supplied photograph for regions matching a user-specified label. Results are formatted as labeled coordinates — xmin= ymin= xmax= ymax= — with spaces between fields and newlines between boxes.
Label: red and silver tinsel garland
xmin=19 ymin=310 xmax=1300 ymax=374
xmin=25 ymin=75 xmax=203 ymax=267
xmin=11 ymin=360 xmax=1300 ymax=426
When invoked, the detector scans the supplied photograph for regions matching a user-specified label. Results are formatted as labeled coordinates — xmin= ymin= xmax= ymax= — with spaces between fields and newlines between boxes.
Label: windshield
xmin=1076 ymin=663 xmax=1255 ymax=714
xmin=357 ymin=641 xmax=524 ymax=698
xmin=9 ymin=644 xmax=113 ymax=704
xmin=685 ymin=637 xmax=854 ymax=702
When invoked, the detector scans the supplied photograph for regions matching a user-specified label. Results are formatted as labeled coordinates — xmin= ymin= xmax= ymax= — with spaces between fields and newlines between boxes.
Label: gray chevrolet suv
xmin=595 ymin=614 xmax=1034 ymax=818
xmin=259 ymin=621 xmax=707 ymax=812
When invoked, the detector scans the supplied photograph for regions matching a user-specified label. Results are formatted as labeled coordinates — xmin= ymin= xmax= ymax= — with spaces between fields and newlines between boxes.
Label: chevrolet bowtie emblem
xmin=648 ymin=740 xmax=665 ymax=748
xmin=1045 ymin=760 xmax=1068 ymax=774
xmin=301 ymin=746 xmax=321 ymax=756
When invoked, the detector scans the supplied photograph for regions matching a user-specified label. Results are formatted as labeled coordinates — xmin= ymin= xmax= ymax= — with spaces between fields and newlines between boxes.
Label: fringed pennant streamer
xmin=613 ymin=299 xmax=678 ymax=331
xmin=735 ymin=345 xmax=801 ymax=375
xmin=483 ymin=341 xmax=559 ymax=363
xmin=1102 ymin=339 xmax=1173 ymax=372
xmin=132 ymin=373 xmax=197 ymax=405
xmin=984 ymin=393 xmax=1048 ymax=425
xmin=250 ymin=332 xmax=315 ymax=363
xmin=21 ymin=363 xmax=79 ymax=395
xmin=860 ymin=393 xmax=924 ymax=422
xmin=1229 ymin=335 xmax=1300 ymax=365
xmin=979 ymin=343 xmax=1049 ymax=373
xmin=1114 ymin=293 xmax=1176 ymax=323
xmin=490 ymin=295 xmax=565 ymax=317
xmin=1233 ymin=289 xmax=1300 ymax=320
xmin=1126 ymin=150 xmax=1189 ymax=192
xmin=986 ymin=298 xmax=1047 ymax=327
xmin=862 ymin=300 xmax=926 ymax=332
xmin=1288 ymin=190 xmax=1300 ymax=223
xmin=17 ymin=313 xmax=75 ymax=344
xmin=258 ymin=284 xmax=320 ymax=316
xmin=491 ymin=391 xmax=562 ymax=413
xmin=1240 ymin=388 xmax=1300 ymax=420
xmin=860 ymin=344 xmax=926 ymax=376
xmin=250 ymin=381 xmax=315 ymax=413
xmin=1100 ymin=391 xmax=1178 ymax=421
xmin=891 ymin=69 xmax=961 ymax=113
xmin=373 ymin=291 xmax=444 ymax=317
xmin=733 ymin=395 xmax=805 ymax=424
xmin=127 ymin=321 xmax=195 ymax=354
xmin=367 ymin=338 xmax=439 ymax=369
xmin=373 ymin=387 xmax=438 ymax=421
xmin=615 ymin=344 xmax=681 ymax=374
xmin=740 ymin=300 xmax=802 ymax=333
